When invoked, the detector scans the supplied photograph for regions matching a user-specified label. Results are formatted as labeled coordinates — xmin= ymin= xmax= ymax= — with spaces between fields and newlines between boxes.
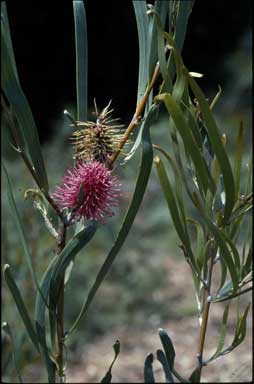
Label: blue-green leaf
xmin=158 ymin=328 xmax=175 ymax=372
xmin=1 ymin=3 xmax=19 ymax=82
xmin=173 ymin=0 xmax=193 ymax=53
xmin=133 ymin=0 xmax=149 ymax=106
xmin=3 ymin=264 xmax=40 ymax=354
xmin=101 ymin=340 xmax=120 ymax=383
xmin=1 ymin=32 xmax=49 ymax=192
xmin=147 ymin=1 xmax=168 ymax=81
xmin=233 ymin=121 xmax=243 ymax=198
xmin=154 ymin=155 xmax=195 ymax=265
xmin=73 ymin=0 xmax=88 ymax=121
xmin=184 ymin=69 xmax=236 ymax=225
xmin=206 ymin=305 xmax=229 ymax=363
xmin=144 ymin=353 xmax=155 ymax=383
xmin=156 ymin=93 xmax=215 ymax=196
xmin=2 ymin=322 xmax=22 ymax=383
xmin=49 ymin=221 xmax=97 ymax=306
xmin=2 ymin=162 xmax=48 ymax=307
xmin=157 ymin=349 xmax=174 ymax=383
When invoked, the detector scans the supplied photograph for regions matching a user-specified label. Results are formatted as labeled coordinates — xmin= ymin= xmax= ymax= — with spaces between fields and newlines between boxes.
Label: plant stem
xmin=109 ymin=63 xmax=160 ymax=166
xmin=55 ymin=221 xmax=67 ymax=383
xmin=196 ymin=244 xmax=215 ymax=381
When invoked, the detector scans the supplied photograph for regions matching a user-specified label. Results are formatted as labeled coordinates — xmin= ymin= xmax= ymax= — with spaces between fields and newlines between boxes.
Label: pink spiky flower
xmin=52 ymin=161 xmax=121 ymax=223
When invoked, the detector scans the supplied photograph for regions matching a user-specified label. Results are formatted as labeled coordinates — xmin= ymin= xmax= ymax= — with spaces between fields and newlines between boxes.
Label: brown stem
xmin=196 ymin=244 xmax=215 ymax=380
xmin=109 ymin=63 xmax=160 ymax=166
xmin=55 ymin=222 xmax=67 ymax=383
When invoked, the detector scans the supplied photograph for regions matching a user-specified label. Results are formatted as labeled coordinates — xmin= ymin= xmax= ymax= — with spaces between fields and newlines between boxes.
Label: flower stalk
xmin=109 ymin=62 xmax=160 ymax=166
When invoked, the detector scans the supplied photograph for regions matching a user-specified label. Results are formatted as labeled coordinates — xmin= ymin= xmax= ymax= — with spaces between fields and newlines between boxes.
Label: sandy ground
xmin=65 ymin=258 xmax=253 ymax=383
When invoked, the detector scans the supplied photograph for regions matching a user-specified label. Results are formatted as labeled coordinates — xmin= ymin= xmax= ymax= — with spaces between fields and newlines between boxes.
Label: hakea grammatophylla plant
xmin=71 ymin=100 xmax=126 ymax=164
xmin=52 ymin=160 xmax=121 ymax=223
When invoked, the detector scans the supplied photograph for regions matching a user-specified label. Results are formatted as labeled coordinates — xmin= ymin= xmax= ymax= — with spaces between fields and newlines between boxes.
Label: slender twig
xmin=1 ymin=94 xmax=64 ymax=222
xmin=109 ymin=62 xmax=160 ymax=166
xmin=196 ymin=243 xmax=215 ymax=379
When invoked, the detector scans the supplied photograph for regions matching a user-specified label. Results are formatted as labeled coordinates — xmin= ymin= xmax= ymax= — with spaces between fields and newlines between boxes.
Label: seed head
xmin=71 ymin=100 xmax=128 ymax=165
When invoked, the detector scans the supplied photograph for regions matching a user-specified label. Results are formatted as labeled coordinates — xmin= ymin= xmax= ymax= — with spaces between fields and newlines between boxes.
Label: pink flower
xmin=52 ymin=161 xmax=121 ymax=223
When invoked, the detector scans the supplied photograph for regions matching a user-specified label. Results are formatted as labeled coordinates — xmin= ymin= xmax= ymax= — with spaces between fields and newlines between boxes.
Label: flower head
xmin=71 ymin=100 xmax=128 ymax=165
xmin=52 ymin=161 xmax=121 ymax=223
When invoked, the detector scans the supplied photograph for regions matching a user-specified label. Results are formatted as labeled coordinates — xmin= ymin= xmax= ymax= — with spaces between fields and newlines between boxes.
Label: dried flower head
xmin=52 ymin=161 xmax=121 ymax=223
xmin=71 ymin=100 xmax=128 ymax=165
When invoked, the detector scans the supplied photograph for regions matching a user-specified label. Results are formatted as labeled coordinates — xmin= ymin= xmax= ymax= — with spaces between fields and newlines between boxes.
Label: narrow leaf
xmin=73 ymin=0 xmax=88 ymax=121
xmin=144 ymin=353 xmax=155 ymax=383
xmin=1 ymin=3 xmax=19 ymax=82
xmin=206 ymin=305 xmax=229 ymax=363
xmin=173 ymin=0 xmax=193 ymax=53
xmin=2 ymin=322 xmax=22 ymax=383
xmin=156 ymin=93 xmax=215 ymax=196
xmin=197 ymin=209 xmax=239 ymax=293
xmin=133 ymin=0 xmax=149 ymax=105
xmin=157 ymin=349 xmax=174 ymax=383
xmin=158 ymin=328 xmax=175 ymax=372
xmin=184 ymin=69 xmax=235 ymax=225
xmin=154 ymin=156 xmax=195 ymax=265
xmin=1 ymin=36 xmax=49 ymax=192
xmin=3 ymin=265 xmax=40 ymax=353
xmin=233 ymin=121 xmax=243 ymax=197
xmin=2 ymin=162 xmax=48 ymax=306
xmin=188 ymin=367 xmax=200 ymax=383
xmin=101 ymin=340 xmax=120 ymax=383
xmin=50 ymin=221 xmax=97 ymax=306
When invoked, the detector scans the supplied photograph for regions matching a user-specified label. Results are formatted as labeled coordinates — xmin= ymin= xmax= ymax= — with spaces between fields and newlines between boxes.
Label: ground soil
xmin=65 ymin=258 xmax=253 ymax=383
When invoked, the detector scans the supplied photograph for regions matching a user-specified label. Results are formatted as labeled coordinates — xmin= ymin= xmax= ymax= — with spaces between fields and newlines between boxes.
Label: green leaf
xmin=154 ymin=156 xmax=195 ymax=265
xmin=2 ymin=322 xmax=22 ymax=383
xmin=1 ymin=3 xmax=19 ymax=82
xmin=158 ymin=328 xmax=175 ymax=372
xmin=206 ymin=305 xmax=229 ymax=363
xmin=156 ymin=349 xmax=174 ymax=383
xmin=160 ymin=1 xmax=193 ymax=95
xmin=35 ymin=220 xmax=97 ymax=361
xmin=101 ymin=340 xmax=120 ymax=383
xmin=144 ymin=353 xmax=155 ymax=383
xmin=156 ymin=93 xmax=215 ymax=196
xmin=1 ymin=34 xmax=49 ymax=192
xmin=49 ymin=221 xmax=97 ymax=306
xmin=3 ymin=264 xmax=40 ymax=354
xmin=66 ymin=104 xmax=156 ymax=339
xmin=188 ymin=367 xmax=200 ymax=383
xmin=147 ymin=1 xmax=168 ymax=81
xmin=196 ymin=209 xmax=239 ymax=293
xmin=153 ymin=144 xmax=186 ymax=232
xmin=150 ymin=10 xmax=172 ymax=92
xmin=216 ymin=303 xmax=251 ymax=355
xmin=2 ymin=162 xmax=48 ymax=307
xmin=233 ymin=121 xmax=243 ymax=197
xmin=133 ymin=0 xmax=149 ymax=105
xmin=184 ymin=69 xmax=235 ymax=226
xmin=73 ymin=0 xmax=88 ymax=121
xmin=186 ymin=219 xmax=205 ymax=272
xmin=173 ymin=0 xmax=193 ymax=53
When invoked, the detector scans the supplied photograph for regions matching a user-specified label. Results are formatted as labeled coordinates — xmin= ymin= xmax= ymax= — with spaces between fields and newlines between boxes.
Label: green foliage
xmin=1 ymin=1 xmax=252 ymax=383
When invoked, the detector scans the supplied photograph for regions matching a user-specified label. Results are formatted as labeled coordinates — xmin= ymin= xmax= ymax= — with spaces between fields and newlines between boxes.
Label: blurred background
xmin=2 ymin=1 xmax=252 ymax=382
